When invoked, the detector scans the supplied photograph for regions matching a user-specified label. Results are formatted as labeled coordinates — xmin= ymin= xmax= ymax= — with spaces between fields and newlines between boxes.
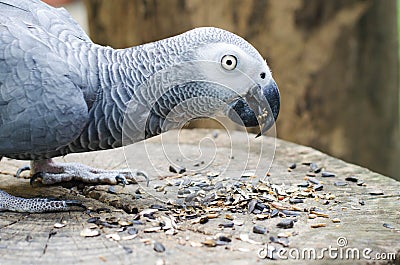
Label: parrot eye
xmin=221 ymin=55 xmax=237 ymax=70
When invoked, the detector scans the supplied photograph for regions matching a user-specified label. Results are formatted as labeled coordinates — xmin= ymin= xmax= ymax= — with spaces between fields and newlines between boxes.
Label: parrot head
xmin=139 ymin=27 xmax=280 ymax=139
xmin=183 ymin=27 xmax=280 ymax=135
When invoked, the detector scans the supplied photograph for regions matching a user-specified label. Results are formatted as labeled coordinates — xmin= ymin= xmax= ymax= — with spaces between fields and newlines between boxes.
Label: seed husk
xmin=106 ymin=233 xmax=121 ymax=241
xmin=54 ymin=222 xmax=66 ymax=228
xmin=331 ymin=218 xmax=341 ymax=223
xmin=281 ymin=210 xmax=301 ymax=216
xmin=310 ymin=163 xmax=319 ymax=172
xmin=247 ymin=199 xmax=257 ymax=214
xmin=150 ymin=204 xmax=169 ymax=211
xmin=202 ymin=239 xmax=217 ymax=247
xmin=207 ymin=213 xmax=219 ymax=219
xmin=368 ymin=190 xmax=384 ymax=195
xmin=154 ymin=242 xmax=166 ymax=252
xmin=356 ymin=180 xmax=365 ymax=186
xmin=199 ymin=216 xmax=209 ymax=224
xmin=270 ymin=209 xmax=279 ymax=218
xmin=80 ymin=228 xmax=100 ymax=237
xmin=310 ymin=210 xmax=329 ymax=218
xmin=118 ymin=220 xmax=133 ymax=227
xmin=127 ymin=227 xmax=139 ymax=235
xmin=144 ymin=227 xmax=162 ymax=233
xmin=334 ymin=181 xmax=348 ymax=187
xmin=297 ymin=182 xmax=309 ymax=188
xmin=289 ymin=198 xmax=304 ymax=204
xmin=308 ymin=214 xmax=317 ymax=219
xmin=289 ymin=163 xmax=297 ymax=170
xmin=311 ymin=223 xmax=327 ymax=228
xmin=87 ymin=217 xmax=100 ymax=223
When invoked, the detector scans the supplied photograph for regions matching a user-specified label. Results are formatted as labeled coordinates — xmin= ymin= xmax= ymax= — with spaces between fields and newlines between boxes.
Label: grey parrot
xmin=0 ymin=0 xmax=280 ymax=212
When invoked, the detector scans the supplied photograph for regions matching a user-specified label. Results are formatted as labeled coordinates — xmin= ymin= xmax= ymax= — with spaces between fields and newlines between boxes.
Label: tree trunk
xmin=83 ymin=0 xmax=399 ymax=179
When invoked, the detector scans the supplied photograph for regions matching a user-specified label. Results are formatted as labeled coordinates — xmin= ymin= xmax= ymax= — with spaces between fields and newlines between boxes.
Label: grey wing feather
xmin=0 ymin=0 xmax=91 ymax=43
xmin=0 ymin=1 xmax=90 ymax=158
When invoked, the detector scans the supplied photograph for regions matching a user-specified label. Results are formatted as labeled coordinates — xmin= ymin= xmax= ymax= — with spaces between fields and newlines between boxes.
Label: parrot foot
xmin=0 ymin=189 xmax=84 ymax=213
xmin=15 ymin=165 xmax=31 ymax=178
xmin=29 ymin=159 xmax=149 ymax=186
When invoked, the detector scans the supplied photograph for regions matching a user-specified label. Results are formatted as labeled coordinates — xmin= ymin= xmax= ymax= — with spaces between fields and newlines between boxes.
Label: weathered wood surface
xmin=0 ymin=129 xmax=399 ymax=264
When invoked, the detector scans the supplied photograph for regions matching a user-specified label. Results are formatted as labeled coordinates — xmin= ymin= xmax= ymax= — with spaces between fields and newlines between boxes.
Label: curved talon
xmin=30 ymin=172 xmax=44 ymax=186
xmin=136 ymin=171 xmax=150 ymax=187
xmin=15 ymin=165 xmax=30 ymax=178
xmin=115 ymin=174 xmax=127 ymax=186
xmin=65 ymin=200 xmax=86 ymax=209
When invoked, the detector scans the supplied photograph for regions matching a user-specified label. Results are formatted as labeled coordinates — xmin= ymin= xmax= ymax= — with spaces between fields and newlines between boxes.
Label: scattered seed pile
xmin=64 ymin=161 xmax=392 ymax=259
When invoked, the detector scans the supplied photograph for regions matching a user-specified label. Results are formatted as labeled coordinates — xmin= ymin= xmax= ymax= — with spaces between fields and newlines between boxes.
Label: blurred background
xmin=45 ymin=0 xmax=399 ymax=180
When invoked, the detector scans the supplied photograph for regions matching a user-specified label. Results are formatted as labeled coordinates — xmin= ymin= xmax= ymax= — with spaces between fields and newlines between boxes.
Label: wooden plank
xmin=0 ymin=129 xmax=399 ymax=264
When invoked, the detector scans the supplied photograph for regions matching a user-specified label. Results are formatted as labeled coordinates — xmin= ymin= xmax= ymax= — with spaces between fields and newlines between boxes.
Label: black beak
xmin=227 ymin=80 xmax=280 ymax=136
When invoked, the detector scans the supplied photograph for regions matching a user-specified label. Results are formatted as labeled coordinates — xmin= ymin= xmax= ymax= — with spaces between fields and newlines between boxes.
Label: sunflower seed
xmin=345 ymin=176 xmax=358 ymax=182
xmin=217 ymin=235 xmax=232 ymax=242
xmin=281 ymin=210 xmax=301 ymax=216
xmin=314 ymin=184 xmax=324 ymax=191
xmin=277 ymin=219 xmax=294 ymax=229
xmin=383 ymin=223 xmax=395 ymax=229
xmin=219 ymin=222 xmax=234 ymax=228
xmin=253 ymin=225 xmax=267 ymax=234
xmin=87 ymin=217 xmax=100 ymax=223
xmin=369 ymin=190 xmax=384 ymax=195
xmin=308 ymin=178 xmax=320 ymax=185
xmin=169 ymin=165 xmax=186 ymax=174
xmin=270 ymin=209 xmax=279 ymax=218
xmin=154 ymin=242 xmax=166 ymax=252
xmin=310 ymin=163 xmax=319 ymax=172
xmin=321 ymin=172 xmax=336 ymax=178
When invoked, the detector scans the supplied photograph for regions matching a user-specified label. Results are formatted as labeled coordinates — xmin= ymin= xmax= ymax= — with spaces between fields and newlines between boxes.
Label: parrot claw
xmin=115 ymin=174 xmax=127 ymax=186
xmin=30 ymin=172 xmax=44 ymax=186
xmin=135 ymin=170 xmax=150 ymax=187
xmin=64 ymin=199 xmax=86 ymax=209
xmin=15 ymin=165 xmax=31 ymax=178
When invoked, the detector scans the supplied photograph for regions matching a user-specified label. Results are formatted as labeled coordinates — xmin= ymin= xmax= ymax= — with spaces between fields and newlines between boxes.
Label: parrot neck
xmin=69 ymin=41 xmax=186 ymax=153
